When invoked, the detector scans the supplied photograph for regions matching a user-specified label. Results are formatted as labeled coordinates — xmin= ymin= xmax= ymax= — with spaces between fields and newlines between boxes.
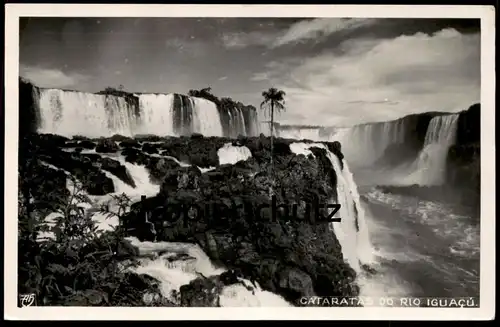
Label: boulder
xmin=180 ymin=277 xmax=222 ymax=307
xmin=100 ymin=157 xmax=136 ymax=187
xmin=120 ymin=138 xmax=140 ymax=149
xmin=142 ymin=142 xmax=160 ymax=154
xmin=278 ymin=267 xmax=315 ymax=299
xmin=77 ymin=140 xmax=96 ymax=149
xmin=95 ymin=139 xmax=119 ymax=153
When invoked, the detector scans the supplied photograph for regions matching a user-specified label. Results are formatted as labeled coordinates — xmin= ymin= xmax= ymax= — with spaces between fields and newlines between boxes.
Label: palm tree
xmin=260 ymin=87 xmax=286 ymax=194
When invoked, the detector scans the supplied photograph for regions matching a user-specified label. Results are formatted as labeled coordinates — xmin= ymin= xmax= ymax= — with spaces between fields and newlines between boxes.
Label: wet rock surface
xmin=23 ymin=132 xmax=355 ymax=306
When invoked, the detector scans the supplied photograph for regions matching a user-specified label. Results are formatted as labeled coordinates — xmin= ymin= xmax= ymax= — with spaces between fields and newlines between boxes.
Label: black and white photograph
xmin=5 ymin=4 xmax=495 ymax=321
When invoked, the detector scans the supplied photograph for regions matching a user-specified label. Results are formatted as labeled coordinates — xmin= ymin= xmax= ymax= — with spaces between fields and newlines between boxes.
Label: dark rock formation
xmin=455 ymin=103 xmax=480 ymax=145
xmin=142 ymin=142 xmax=160 ymax=154
xmin=26 ymin=134 xmax=115 ymax=195
xmin=98 ymin=156 xmax=136 ymax=188
xmin=96 ymin=139 xmax=120 ymax=153
xmin=148 ymin=157 xmax=181 ymax=184
xmin=179 ymin=277 xmax=222 ymax=307
xmin=78 ymin=140 xmax=96 ymax=149
xmin=446 ymin=103 xmax=480 ymax=210
xmin=121 ymin=137 xmax=356 ymax=304
xmin=19 ymin=132 xmax=358 ymax=305
xmin=160 ymin=136 xmax=228 ymax=168
xmin=19 ymin=78 xmax=40 ymax=138
xmin=110 ymin=134 xmax=134 ymax=143
xmin=120 ymin=139 xmax=141 ymax=148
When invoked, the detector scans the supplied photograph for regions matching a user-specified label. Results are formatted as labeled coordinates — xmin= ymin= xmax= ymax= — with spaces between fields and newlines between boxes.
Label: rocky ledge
xmin=19 ymin=132 xmax=358 ymax=306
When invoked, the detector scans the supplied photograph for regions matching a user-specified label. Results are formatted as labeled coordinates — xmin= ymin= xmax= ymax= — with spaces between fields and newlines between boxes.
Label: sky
xmin=19 ymin=17 xmax=480 ymax=126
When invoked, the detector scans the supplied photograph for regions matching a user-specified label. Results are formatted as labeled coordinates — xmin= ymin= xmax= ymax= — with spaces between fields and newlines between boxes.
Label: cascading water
xmin=219 ymin=106 xmax=250 ymax=138
xmin=191 ymin=97 xmax=224 ymax=137
xmin=242 ymin=108 xmax=257 ymax=137
xmin=28 ymin=83 xmax=258 ymax=138
xmin=333 ymin=118 xmax=407 ymax=165
xmin=137 ymin=94 xmax=175 ymax=136
xmin=37 ymin=89 xmax=137 ymax=138
xmin=238 ymin=109 xmax=248 ymax=137
xmin=38 ymin=147 xmax=291 ymax=306
xmin=403 ymin=114 xmax=460 ymax=186
xmin=288 ymin=142 xmax=375 ymax=274
xmin=217 ymin=143 xmax=252 ymax=165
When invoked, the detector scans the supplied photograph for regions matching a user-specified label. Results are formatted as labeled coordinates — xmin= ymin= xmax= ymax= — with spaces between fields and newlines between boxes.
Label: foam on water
xmin=217 ymin=143 xmax=252 ymax=165
xmin=365 ymin=188 xmax=479 ymax=258
xmin=89 ymin=153 xmax=161 ymax=231
xmin=219 ymin=278 xmax=292 ymax=307
xmin=126 ymin=237 xmax=293 ymax=306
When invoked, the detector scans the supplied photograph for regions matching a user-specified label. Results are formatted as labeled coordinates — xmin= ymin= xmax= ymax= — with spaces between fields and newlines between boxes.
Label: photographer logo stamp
xmin=18 ymin=293 xmax=36 ymax=307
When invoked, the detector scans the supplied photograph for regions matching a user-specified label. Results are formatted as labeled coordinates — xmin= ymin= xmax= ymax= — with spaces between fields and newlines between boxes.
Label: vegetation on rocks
xmin=18 ymin=148 xmax=156 ymax=305
xmin=18 ymin=132 xmax=358 ymax=306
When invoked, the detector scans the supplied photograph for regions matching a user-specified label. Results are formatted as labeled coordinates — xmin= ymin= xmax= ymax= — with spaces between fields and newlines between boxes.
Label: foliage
xmin=18 ymin=170 xmax=157 ymax=306
xmin=260 ymin=87 xmax=286 ymax=119
xmin=188 ymin=87 xmax=257 ymax=115
xmin=103 ymin=85 xmax=124 ymax=93
xmin=188 ymin=87 xmax=219 ymax=104
xmin=260 ymin=87 xmax=286 ymax=194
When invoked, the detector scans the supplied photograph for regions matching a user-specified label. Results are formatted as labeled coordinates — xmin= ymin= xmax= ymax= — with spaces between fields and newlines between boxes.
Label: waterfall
xmin=217 ymin=143 xmax=252 ymax=165
xmin=238 ymin=108 xmax=248 ymax=137
xmin=137 ymin=94 xmax=175 ymax=136
xmin=218 ymin=106 xmax=251 ymax=138
xmin=333 ymin=118 xmax=408 ymax=165
xmin=403 ymin=114 xmax=460 ymax=186
xmin=423 ymin=114 xmax=460 ymax=146
xmin=242 ymin=107 xmax=258 ymax=137
xmin=32 ymin=90 xmax=230 ymax=138
xmin=37 ymin=89 xmax=137 ymax=138
xmin=172 ymin=94 xmax=193 ymax=136
xmin=29 ymin=85 xmax=259 ymax=138
xmin=289 ymin=142 xmax=375 ymax=273
xmin=191 ymin=97 xmax=224 ymax=137
xmin=125 ymin=237 xmax=292 ymax=306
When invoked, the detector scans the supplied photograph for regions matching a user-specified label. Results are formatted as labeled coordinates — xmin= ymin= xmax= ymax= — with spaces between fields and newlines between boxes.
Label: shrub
xmin=18 ymin=173 xmax=158 ymax=306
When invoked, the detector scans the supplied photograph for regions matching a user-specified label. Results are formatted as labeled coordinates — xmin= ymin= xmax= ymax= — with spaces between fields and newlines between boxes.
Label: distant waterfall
xmin=219 ymin=106 xmax=251 ymax=138
xmin=191 ymin=97 xmax=224 ymax=137
xmin=37 ymin=89 xmax=138 ymax=138
xmin=173 ymin=94 xmax=193 ymax=136
xmin=137 ymin=94 xmax=175 ymax=136
xmin=242 ymin=108 xmax=259 ymax=136
xmin=404 ymin=114 xmax=460 ymax=186
xmin=423 ymin=114 xmax=460 ymax=146
xmin=24 ymin=77 xmax=262 ymax=139
xmin=333 ymin=119 xmax=407 ymax=165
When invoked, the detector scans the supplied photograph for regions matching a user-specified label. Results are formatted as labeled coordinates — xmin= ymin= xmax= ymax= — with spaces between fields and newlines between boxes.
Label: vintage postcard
xmin=4 ymin=4 xmax=495 ymax=321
